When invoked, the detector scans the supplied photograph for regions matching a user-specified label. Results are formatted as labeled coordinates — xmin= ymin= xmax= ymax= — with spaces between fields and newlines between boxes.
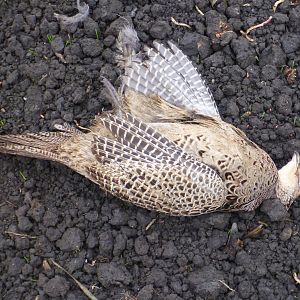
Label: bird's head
xmin=276 ymin=152 xmax=300 ymax=209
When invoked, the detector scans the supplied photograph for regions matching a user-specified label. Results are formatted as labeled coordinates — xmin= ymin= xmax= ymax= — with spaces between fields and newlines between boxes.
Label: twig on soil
xmin=240 ymin=16 xmax=273 ymax=42
xmin=50 ymin=259 xmax=98 ymax=300
xmin=293 ymin=272 xmax=300 ymax=284
xmin=4 ymin=231 xmax=37 ymax=239
xmin=218 ymin=280 xmax=235 ymax=292
xmin=195 ymin=5 xmax=204 ymax=16
xmin=273 ymin=0 xmax=285 ymax=12
xmin=145 ymin=218 xmax=157 ymax=231
xmin=170 ymin=17 xmax=191 ymax=29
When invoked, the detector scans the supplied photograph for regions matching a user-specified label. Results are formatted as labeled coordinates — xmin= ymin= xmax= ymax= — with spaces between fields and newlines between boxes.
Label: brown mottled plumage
xmin=0 ymin=27 xmax=299 ymax=215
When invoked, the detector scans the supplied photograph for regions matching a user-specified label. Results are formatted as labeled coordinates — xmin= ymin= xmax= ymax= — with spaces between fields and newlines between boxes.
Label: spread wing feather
xmin=118 ymin=26 xmax=220 ymax=118
xmin=86 ymin=113 xmax=226 ymax=215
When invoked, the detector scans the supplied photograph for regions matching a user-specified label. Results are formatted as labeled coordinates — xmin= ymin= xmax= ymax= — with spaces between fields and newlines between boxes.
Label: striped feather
xmin=119 ymin=27 xmax=220 ymax=118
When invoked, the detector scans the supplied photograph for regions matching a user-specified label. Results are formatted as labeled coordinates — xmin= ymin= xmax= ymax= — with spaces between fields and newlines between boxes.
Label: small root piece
xmin=218 ymin=280 xmax=235 ymax=292
xmin=170 ymin=17 xmax=191 ymax=29
xmin=240 ymin=16 xmax=273 ymax=42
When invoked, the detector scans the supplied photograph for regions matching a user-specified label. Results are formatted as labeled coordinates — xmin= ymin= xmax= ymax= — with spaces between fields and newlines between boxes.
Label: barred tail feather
xmin=0 ymin=132 xmax=72 ymax=163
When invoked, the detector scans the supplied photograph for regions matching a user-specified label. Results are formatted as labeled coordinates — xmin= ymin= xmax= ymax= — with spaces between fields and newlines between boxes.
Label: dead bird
xmin=0 ymin=26 xmax=299 ymax=216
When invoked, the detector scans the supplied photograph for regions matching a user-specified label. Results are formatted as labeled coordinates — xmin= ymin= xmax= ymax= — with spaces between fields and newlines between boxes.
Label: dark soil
xmin=1 ymin=0 xmax=300 ymax=299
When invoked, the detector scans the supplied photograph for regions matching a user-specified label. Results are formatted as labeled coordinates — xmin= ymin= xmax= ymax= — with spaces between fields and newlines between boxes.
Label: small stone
xmin=110 ymin=209 xmax=129 ymax=226
xmin=146 ymin=268 xmax=167 ymax=287
xmin=22 ymin=263 xmax=33 ymax=275
xmin=193 ymin=255 xmax=204 ymax=267
xmin=43 ymin=275 xmax=70 ymax=297
xmin=207 ymin=230 xmax=228 ymax=249
xmin=17 ymin=216 xmax=33 ymax=232
xmin=8 ymin=257 xmax=25 ymax=275
xmin=231 ymin=37 xmax=256 ymax=68
xmin=162 ymin=241 xmax=178 ymax=258
xmin=93 ymin=0 xmax=123 ymax=22
xmin=279 ymin=227 xmax=293 ymax=241
xmin=259 ymin=45 xmax=286 ymax=67
xmin=260 ymin=199 xmax=289 ymax=221
xmin=275 ymin=94 xmax=292 ymax=115
xmin=273 ymin=13 xmax=289 ymax=24
xmin=43 ymin=210 xmax=59 ymax=227
xmin=226 ymin=5 xmax=240 ymax=18
xmin=50 ymin=36 xmax=64 ymax=52
xmin=113 ymin=233 xmax=127 ymax=256
xmin=84 ymin=17 xmax=100 ymax=38
xmin=86 ymin=230 xmax=98 ymax=248
xmin=98 ymin=230 xmax=113 ymax=256
xmin=149 ymin=20 xmax=171 ymax=39
xmin=238 ymin=280 xmax=254 ymax=299
xmin=15 ymin=237 xmax=30 ymax=250
xmin=226 ymin=101 xmax=239 ymax=117
xmin=281 ymin=33 xmax=300 ymax=54
xmin=188 ymin=265 xmax=225 ymax=298
xmin=97 ymin=262 xmax=132 ymax=287
xmin=137 ymin=284 xmax=154 ymax=300
xmin=80 ymin=38 xmax=103 ymax=57
xmin=223 ymin=84 xmax=236 ymax=96
xmin=24 ymin=86 xmax=44 ymax=123
xmin=56 ymin=227 xmax=84 ymax=251
xmin=6 ymin=70 xmax=19 ymax=85
xmin=261 ymin=65 xmax=278 ymax=81
xmin=196 ymin=35 xmax=212 ymax=59
xmin=12 ymin=14 xmax=25 ymax=33
xmin=135 ymin=236 xmax=149 ymax=255
xmin=289 ymin=6 xmax=300 ymax=32
xmin=180 ymin=32 xmax=203 ymax=56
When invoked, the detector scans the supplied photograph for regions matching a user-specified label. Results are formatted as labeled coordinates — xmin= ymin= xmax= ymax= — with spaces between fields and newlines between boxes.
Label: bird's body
xmin=0 ymin=27 xmax=299 ymax=215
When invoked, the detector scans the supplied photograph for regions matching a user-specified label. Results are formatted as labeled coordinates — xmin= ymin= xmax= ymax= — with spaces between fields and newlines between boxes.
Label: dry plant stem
xmin=5 ymin=231 xmax=37 ymax=239
xmin=50 ymin=259 xmax=98 ymax=300
xmin=170 ymin=17 xmax=191 ymax=29
xmin=145 ymin=218 xmax=157 ymax=230
xmin=195 ymin=5 xmax=204 ymax=16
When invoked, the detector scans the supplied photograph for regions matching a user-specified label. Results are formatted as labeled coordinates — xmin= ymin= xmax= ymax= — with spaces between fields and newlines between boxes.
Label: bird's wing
xmin=85 ymin=113 xmax=226 ymax=215
xmin=118 ymin=27 xmax=220 ymax=118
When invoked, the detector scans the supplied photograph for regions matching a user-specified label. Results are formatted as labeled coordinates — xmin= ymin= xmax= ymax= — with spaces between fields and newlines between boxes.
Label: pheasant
xmin=0 ymin=26 xmax=299 ymax=216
